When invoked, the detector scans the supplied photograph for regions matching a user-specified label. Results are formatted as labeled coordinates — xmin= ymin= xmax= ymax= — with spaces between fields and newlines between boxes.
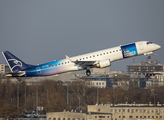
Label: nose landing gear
xmin=86 ymin=70 xmax=91 ymax=76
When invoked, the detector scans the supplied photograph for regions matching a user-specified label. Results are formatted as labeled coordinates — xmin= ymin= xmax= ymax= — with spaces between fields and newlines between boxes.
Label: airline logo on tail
xmin=8 ymin=59 xmax=22 ymax=70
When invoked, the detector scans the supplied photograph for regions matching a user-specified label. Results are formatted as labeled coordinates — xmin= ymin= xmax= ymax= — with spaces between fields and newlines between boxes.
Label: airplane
xmin=2 ymin=41 xmax=161 ymax=77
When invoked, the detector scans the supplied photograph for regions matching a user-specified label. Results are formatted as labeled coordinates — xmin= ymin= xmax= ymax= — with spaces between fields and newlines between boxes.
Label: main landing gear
xmin=86 ymin=70 xmax=91 ymax=76
xmin=148 ymin=56 xmax=151 ymax=59
xmin=146 ymin=56 xmax=151 ymax=61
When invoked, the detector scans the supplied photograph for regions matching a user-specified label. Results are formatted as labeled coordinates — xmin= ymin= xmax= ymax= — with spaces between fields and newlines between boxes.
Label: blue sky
xmin=0 ymin=0 xmax=164 ymax=73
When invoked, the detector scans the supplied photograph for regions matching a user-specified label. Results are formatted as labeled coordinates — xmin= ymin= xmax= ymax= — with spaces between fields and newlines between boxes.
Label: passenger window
xmin=52 ymin=65 xmax=54 ymax=67
xmin=65 ymin=62 xmax=67 ymax=64
xmin=97 ymin=55 xmax=99 ymax=56
xmin=93 ymin=55 xmax=95 ymax=57
xmin=80 ymin=59 xmax=81 ymax=60
xmin=55 ymin=64 xmax=57 ymax=66
xmin=103 ymin=53 xmax=105 ymax=55
xmin=116 ymin=50 xmax=118 ymax=52
xmin=100 ymin=54 xmax=102 ymax=55
xmin=83 ymin=58 xmax=84 ymax=60
xmin=59 ymin=64 xmax=60 ymax=65
xmin=42 ymin=67 xmax=44 ymax=69
xmin=90 ymin=56 xmax=91 ymax=58
xmin=113 ymin=51 xmax=115 ymax=52
xmin=110 ymin=51 xmax=112 ymax=53
xmin=107 ymin=52 xmax=108 ymax=54
xmin=86 ymin=57 xmax=88 ymax=59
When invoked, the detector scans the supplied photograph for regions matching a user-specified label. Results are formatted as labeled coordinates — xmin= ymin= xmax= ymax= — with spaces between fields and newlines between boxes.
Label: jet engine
xmin=97 ymin=59 xmax=111 ymax=68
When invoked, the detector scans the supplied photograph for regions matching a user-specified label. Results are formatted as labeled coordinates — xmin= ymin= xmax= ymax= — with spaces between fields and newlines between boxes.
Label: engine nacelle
xmin=97 ymin=59 xmax=111 ymax=68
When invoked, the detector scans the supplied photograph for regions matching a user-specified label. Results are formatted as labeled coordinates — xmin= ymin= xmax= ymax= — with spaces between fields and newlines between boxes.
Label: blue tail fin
xmin=2 ymin=51 xmax=29 ymax=72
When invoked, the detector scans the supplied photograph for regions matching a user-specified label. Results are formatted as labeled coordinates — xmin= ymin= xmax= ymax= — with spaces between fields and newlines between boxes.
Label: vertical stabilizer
xmin=2 ymin=51 xmax=29 ymax=72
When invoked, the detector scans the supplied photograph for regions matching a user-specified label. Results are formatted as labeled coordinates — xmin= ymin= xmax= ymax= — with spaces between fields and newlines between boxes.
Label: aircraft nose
xmin=156 ymin=44 xmax=161 ymax=49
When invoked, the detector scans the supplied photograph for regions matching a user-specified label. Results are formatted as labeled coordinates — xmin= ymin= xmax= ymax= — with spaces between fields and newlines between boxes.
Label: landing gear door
xmin=36 ymin=67 xmax=41 ymax=74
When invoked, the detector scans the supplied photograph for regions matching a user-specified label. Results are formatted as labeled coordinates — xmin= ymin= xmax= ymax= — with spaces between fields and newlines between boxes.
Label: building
xmin=0 ymin=64 xmax=10 ymax=74
xmin=93 ymin=67 xmax=110 ymax=74
xmin=88 ymin=104 xmax=164 ymax=120
xmin=0 ymin=64 xmax=10 ymax=78
xmin=127 ymin=60 xmax=163 ymax=76
xmin=76 ymin=73 xmax=147 ymax=89
xmin=47 ymin=111 xmax=112 ymax=120
xmin=86 ymin=80 xmax=106 ymax=88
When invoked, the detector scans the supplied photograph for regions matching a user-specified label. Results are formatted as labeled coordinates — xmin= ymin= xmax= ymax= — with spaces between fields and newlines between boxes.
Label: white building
xmin=86 ymin=80 xmax=106 ymax=88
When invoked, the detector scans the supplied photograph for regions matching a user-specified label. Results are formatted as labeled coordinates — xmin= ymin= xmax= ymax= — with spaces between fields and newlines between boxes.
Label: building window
xmin=136 ymin=116 xmax=138 ymax=118
xmin=160 ymin=116 xmax=162 ymax=118
xmin=115 ymin=109 xmax=117 ymax=113
xmin=95 ymin=116 xmax=97 ymax=118
xmin=156 ymin=109 xmax=158 ymax=113
xmin=119 ymin=109 xmax=121 ymax=113
xmin=49 ymin=118 xmax=51 ymax=120
xmin=148 ymin=116 xmax=150 ymax=118
xmin=111 ymin=109 xmax=113 ymax=113
xmin=107 ymin=116 xmax=109 ymax=118
xmin=63 ymin=118 xmax=65 ymax=120
xmin=160 ymin=109 xmax=162 ymax=113
xmin=147 ymin=109 xmax=150 ymax=113
xmin=140 ymin=116 xmax=142 ymax=118
xmin=144 ymin=116 xmax=146 ymax=118
xmin=123 ymin=116 xmax=125 ymax=118
xmin=129 ymin=116 xmax=132 ymax=118
xmin=72 ymin=118 xmax=75 ymax=120
xmin=123 ymin=109 xmax=125 ymax=113
xmin=115 ymin=119 xmax=117 ymax=120
xmin=58 ymin=118 xmax=60 ymax=120
xmin=53 ymin=118 xmax=56 ymax=120
xmin=156 ymin=116 xmax=158 ymax=118
xmin=152 ymin=116 xmax=154 ymax=118
xmin=152 ymin=109 xmax=154 ymax=113
xmin=136 ymin=109 xmax=138 ymax=113
xmin=67 ymin=118 xmax=70 ymax=120
xmin=128 ymin=109 xmax=130 ymax=113
xmin=119 ymin=116 xmax=121 ymax=118
xmin=131 ymin=109 xmax=134 ymax=113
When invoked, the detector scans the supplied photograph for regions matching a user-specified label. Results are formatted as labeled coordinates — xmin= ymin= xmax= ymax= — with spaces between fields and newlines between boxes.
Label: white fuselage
xmin=3 ymin=41 xmax=161 ymax=77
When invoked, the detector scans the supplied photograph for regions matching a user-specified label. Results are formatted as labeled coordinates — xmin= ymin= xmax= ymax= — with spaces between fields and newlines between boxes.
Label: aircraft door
xmin=139 ymin=43 xmax=144 ymax=50
xmin=36 ymin=67 xmax=41 ymax=74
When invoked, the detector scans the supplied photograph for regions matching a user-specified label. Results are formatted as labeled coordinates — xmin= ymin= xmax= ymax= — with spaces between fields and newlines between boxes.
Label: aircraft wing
xmin=66 ymin=55 xmax=97 ymax=67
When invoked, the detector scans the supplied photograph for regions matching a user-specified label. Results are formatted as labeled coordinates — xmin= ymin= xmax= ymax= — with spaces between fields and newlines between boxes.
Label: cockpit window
xmin=147 ymin=42 xmax=153 ymax=44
